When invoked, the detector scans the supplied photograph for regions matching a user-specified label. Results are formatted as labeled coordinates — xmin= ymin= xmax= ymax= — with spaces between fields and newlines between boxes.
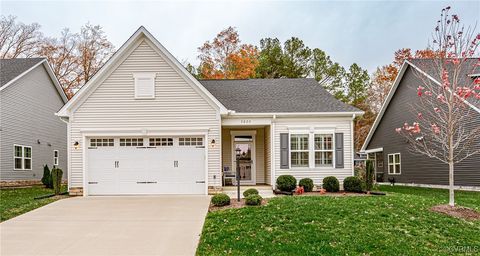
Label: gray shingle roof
xmin=199 ymin=78 xmax=360 ymax=113
xmin=0 ymin=58 xmax=45 ymax=87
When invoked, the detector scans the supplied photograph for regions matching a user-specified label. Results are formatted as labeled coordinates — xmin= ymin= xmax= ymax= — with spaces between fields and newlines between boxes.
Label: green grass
xmin=0 ymin=186 xmax=67 ymax=222
xmin=197 ymin=186 xmax=480 ymax=256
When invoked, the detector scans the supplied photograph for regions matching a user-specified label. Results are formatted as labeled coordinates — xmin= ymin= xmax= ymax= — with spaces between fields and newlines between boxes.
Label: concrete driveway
xmin=0 ymin=196 xmax=210 ymax=256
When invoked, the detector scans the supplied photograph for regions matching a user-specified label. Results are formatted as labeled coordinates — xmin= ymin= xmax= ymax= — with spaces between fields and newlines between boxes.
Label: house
xmin=361 ymin=59 xmax=480 ymax=190
xmin=0 ymin=58 xmax=68 ymax=181
xmin=56 ymin=27 xmax=363 ymax=196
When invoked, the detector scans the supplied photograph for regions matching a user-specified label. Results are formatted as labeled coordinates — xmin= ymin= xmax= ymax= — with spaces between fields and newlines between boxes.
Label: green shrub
xmin=243 ymin=188 xmax=259 ymax=198
xmin=322 ymin=176 xmax=339 ymax=192
xmin=365 ymin=160 xmax=374 ymax=191
xmin=41 ymin=165 xmax=52 ymax=189
xmin=343 ymin=176 xmax=362 ymax=192
xmin=51 ymin=167 xmax=63 ymax=195
xmin=211 ymin=193 xmax=230 ymax=207
xmin=245 ymin=194 xmax=263 ymax=206
xmin=276 ymin=175 xmax=297 ymax=192
xmin=298 ymin=178 xmax=314 ymax=192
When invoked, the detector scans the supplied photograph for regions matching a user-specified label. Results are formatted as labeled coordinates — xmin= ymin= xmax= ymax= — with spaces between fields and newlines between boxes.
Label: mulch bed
xmin=295 ymin=191 xmax=369 ymax=197
xmin=209 ymin=198 xmax=268 ymax=212
xmin=430 ymin=205 xmax=480 ymax=221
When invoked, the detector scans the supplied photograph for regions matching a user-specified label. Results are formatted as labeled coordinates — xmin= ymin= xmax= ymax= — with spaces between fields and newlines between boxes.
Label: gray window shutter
xmin=335 ymin=133 xmax=344 ymax=168
xmin=280 ymin=133 xmax=289 ymax=169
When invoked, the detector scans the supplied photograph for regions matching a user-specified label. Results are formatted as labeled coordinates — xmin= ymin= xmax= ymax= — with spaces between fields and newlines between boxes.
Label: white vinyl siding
xmin=388 ymin=153 xmax=401 ymax=174
xmin=68 ymin=39 xmax=221 ymax=189
xmin=274 ymin=117 xmax=354 ymax=186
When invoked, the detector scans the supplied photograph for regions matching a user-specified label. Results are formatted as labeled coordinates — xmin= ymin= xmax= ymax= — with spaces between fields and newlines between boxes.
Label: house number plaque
xmin=240 ymin=119 xmax=252 ymax=124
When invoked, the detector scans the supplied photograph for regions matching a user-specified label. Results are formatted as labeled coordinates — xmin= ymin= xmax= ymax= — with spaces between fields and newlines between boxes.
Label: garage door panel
xmin=87 ymin=137 xmax=206 ymax=195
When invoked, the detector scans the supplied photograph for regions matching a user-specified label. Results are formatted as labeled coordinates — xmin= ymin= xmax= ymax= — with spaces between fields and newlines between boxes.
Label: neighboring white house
xmin=56 ymin=27 xmax=363 ymax=196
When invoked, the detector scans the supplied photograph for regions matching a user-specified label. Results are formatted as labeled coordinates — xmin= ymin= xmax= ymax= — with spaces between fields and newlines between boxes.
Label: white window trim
xmin=388 ymin=153 xmax=401 ymax=175
xmin=53 ymin=150 xmax=59 ymax=166
xmin=133 ymin=72 xmax=156 ymax=99
xmin=289 ymin=128 xmax=336 ymax=169
xmin=314 ymin=134 xmax=334 ymax=167
xmin=13 ymin=144 xmax=32 ymax=171
xmin=289 ymin=133 xmax=310 ymax=168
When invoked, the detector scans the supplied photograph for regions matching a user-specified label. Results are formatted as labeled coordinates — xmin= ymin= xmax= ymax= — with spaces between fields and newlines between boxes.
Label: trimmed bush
xmin=243 ymin=188 xmax=259 ymax=198
xmin=245 ymin=194 xmax=262 ymax=206
xmin=276 ymin=175 xmax=297 ymax=192
xmin=51 ymin=167 xmax=63 ymax=195
xmin=298 ymin=178 xmax=314 ymax=192
xmin=343 ymin=176 xmax=362 ymax=192
xmin=365 ymin=160 xmax=375 ymax=191
xmin=322 ymin=176 xmax=339 ymax=192
xmin=211 ymin=193 xmax=230 ymax=207
xmin=41 ymin=165 xmax=52 ymax=189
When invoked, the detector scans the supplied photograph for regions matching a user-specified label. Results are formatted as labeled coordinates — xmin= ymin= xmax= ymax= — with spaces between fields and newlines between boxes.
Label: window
xmin=133 ymin=73 xmax=155 ymax=99
xmin=120 ymin=138 xmax=144 ymax=147
xmin=53 ymin=150 xmax=59 ymax=166
xmin=388 ymin=153 xmax=401 ymax=174
xmin=90 ymin=138 xmax=114 ymax=147
xmin=290 ymin=134 xmax=309 ymax=167
xmin=179 ymin=137 xmax=203 ymax=146
xmin=14 ymin=145 xmax=32 ymax=170
xmin=149 ymin=137 xmax=173 ymax=146
xmin=315 ymin=134 xmax=333 ymax=167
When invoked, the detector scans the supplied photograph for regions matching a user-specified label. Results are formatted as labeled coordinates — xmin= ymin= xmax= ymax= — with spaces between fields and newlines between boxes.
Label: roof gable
xmin=0 ymin=58 xmax=68 ymax=103
xmin=57 ymin=26 xmax=227 ymax=117
xmin=361 ymin=59 xmax=480 ymax=151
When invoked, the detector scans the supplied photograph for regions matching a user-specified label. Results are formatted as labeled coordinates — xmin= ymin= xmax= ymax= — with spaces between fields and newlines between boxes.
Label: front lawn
xmin=197 ymin=186 xmax=480 ymax=255
xmin=0 ymin=186 xmax=67 ymax=222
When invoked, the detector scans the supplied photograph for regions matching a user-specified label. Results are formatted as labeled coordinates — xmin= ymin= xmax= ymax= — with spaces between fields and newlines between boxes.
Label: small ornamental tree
xmin=396 ymin=7 xmax=480 ymax=206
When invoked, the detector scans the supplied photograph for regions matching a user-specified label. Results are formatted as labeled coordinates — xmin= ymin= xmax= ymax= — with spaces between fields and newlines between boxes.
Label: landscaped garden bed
xmin=197 ymin=185 xmax=480 ymax=256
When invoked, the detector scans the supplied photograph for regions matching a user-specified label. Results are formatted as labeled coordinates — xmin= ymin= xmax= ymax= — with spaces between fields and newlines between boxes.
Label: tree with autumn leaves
xmin=0 ymin=16 xmax=115 ymax=98
xmin=396 ymin=7 xmax=480 ymax=206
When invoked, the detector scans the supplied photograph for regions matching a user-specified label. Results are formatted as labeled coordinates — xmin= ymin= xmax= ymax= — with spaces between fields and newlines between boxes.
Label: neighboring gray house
xmin=361 ymin=59 xmax=480 ymax=189
xmin=0 ymin=58 xmax=68 ymax=181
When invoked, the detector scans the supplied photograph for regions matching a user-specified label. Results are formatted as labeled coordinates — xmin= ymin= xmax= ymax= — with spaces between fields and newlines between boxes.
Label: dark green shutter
xmin=280 ymin=133 xmax=289 ymax=169
xmin=335 ymin=133 xmax=344 ymax=168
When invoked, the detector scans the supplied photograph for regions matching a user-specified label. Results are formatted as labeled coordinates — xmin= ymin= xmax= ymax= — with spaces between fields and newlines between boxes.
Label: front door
xmin=232 ymin=136 xmax=255 ymax=185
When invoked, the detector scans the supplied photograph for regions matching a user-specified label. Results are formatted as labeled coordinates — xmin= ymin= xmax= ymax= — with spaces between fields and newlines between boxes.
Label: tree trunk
xmin=448 ymin=161 xmax=454 ymax=206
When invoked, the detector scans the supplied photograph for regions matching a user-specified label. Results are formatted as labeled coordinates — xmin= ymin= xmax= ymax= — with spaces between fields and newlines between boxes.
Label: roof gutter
xmin=225 ymin=111 xmax=364 ymax=118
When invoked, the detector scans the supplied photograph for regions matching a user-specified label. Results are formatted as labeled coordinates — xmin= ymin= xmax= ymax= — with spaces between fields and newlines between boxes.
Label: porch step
xmin=222 ymin=185 xmax=275 ymax=198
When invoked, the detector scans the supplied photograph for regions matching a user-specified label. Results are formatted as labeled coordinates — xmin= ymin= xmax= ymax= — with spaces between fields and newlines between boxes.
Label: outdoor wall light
xmin=73 ymin=141 xmax=80 ymax=150
xmin=37 ymin=139 xmax=41 ymax=144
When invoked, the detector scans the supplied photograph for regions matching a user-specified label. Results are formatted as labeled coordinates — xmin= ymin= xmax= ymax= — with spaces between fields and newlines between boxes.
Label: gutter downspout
xmin=351 ymin=114 xmax=356 ymax=176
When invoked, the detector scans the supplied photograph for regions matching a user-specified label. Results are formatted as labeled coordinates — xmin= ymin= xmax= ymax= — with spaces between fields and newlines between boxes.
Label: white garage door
xmin=87 ymin=137 xmax=206 ymax=195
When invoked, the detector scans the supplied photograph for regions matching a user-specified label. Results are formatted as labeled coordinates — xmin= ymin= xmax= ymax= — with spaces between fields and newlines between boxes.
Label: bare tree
xmin=396 ymin=7 xmax=480 ymax=206
xmin=37 ymin=29 xmax=81 ymax=98
xmin=77 ymin=23 xmax=115 ymax=84
xmin=0 ymin=15 xmax=42 ymax=58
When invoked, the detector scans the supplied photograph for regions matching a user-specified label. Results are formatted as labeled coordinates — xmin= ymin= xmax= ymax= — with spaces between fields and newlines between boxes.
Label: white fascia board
xmin=0 ymin=59 xmax=45 ymax=92
xmin=406 ymin=60 xmax=480 ymax=114
xmin=361 ymin=62 xmax=409 ymax=152
xmin=225 ymin=111 xmax=364 ymax=118
xmin=42 ymin=61 xmax=68 ymax=103
xmin=363 ymin=147 xmax=383 ymax=153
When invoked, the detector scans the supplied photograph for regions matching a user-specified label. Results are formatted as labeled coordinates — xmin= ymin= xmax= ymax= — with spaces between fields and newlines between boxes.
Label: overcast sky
xmin=2 ymin=0 xmax=479 ymax=72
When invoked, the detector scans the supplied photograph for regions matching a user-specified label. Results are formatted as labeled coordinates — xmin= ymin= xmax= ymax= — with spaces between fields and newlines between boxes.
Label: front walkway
xmin=0 ymin=195 xmax=210 ymax=256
